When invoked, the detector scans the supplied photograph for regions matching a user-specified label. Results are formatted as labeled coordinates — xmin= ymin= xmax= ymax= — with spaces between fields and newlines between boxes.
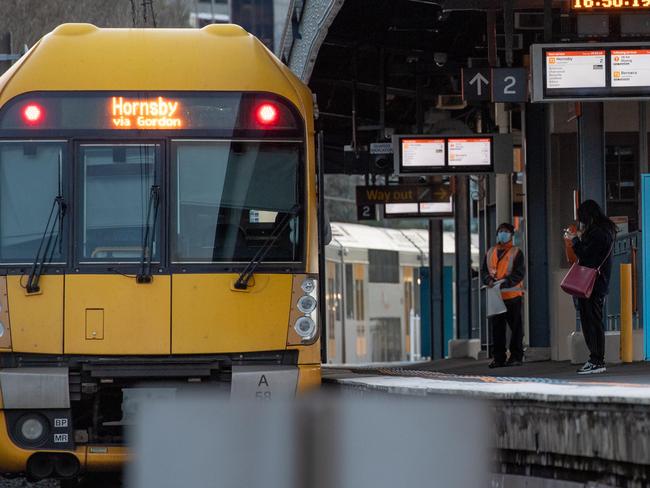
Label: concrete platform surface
xmin=323 ymin=359 xmax=650 ymax=404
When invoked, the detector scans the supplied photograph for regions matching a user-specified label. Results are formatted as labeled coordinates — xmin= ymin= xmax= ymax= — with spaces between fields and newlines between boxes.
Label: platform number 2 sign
xmin=492 ymin=68 xmax=528 ymax=103
xmin=357 ymin=204 xmax=376 ymax=221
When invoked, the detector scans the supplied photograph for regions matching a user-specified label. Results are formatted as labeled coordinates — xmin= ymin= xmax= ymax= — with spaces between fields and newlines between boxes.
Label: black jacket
xmin=572 ymin=225 xmax=615 ymax=297
xmin=481 ymin=246 xmax=526 ymax=291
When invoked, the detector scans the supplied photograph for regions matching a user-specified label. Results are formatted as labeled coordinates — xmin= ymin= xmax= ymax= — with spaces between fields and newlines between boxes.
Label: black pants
xmin=578 ymin=295 xmax=605 ymax=364
xmin=491 ymin=296 xmax=523 ymax=363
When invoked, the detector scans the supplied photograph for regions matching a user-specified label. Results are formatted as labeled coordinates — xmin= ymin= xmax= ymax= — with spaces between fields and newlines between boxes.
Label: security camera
xmin=434 ymin=52 xmax=447 ymax=68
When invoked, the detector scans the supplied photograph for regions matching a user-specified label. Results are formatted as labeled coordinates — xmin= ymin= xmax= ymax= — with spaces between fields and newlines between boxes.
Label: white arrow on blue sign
xmin=462 ymin=68 xmax=491 ymax=102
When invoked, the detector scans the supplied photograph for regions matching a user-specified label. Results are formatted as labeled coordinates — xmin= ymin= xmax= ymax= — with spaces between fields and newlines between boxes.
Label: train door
xmin=325 ymin=259 xmax=342 ymax=363
xmin=403 ymin=266 xmax=415 ymax=361
xmin=64 ymin=142 xmax=171 ymax=355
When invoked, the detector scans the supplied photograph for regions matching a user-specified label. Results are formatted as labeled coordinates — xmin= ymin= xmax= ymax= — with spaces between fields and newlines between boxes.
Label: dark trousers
xmin=491 ymin=296 xmax=523 ymax=363
xmin=578 ymin=295 xmax=605 ymax=364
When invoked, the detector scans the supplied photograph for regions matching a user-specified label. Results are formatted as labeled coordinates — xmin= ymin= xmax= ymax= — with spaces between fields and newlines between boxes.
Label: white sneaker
xmin=577 ymin=361 xmax=606 ymax=375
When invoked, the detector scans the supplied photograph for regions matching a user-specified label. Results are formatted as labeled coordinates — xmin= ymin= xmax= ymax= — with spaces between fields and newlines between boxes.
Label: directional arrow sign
xmin=462 ymin=68 xmax=491 ymax=101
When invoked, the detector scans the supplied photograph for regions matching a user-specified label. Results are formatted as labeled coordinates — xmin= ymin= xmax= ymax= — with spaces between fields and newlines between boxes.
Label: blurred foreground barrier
xmin=128 ymin=392 xmax=489 ymax=488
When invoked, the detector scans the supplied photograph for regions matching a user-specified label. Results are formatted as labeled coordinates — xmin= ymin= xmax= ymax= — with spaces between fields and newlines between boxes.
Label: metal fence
xmin=606 ymin=231 xmax=640 ymax=331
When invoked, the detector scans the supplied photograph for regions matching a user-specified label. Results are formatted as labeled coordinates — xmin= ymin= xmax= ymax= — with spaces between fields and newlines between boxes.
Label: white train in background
xmin=324 ymin=222 xmax=479 ymax=365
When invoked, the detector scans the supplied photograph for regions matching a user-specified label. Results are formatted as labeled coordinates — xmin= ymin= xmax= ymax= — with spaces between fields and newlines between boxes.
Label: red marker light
xmin=255 ymin=103 xmax=279 ymax=125
xmin=22 ymin=104 xmax=44 ymax=125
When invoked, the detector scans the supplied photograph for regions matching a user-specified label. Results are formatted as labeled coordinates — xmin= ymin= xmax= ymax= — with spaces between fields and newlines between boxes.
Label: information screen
xmin=448 ymin=138 xmax=491 ymax=167
xmin=532 ymin=43 xmax=650 ymax=101
xmin=545 ymin=51 xmax=606 ymax=89
xmin=611 ymin=50 xmax=650 ymax=87
xmin=384 ymin=198 xmax=454 ymax=219
xmin=401 ymin=139 xmax=445 ymax=169
xmin=394 ymin=134 xmax=500 ymax=174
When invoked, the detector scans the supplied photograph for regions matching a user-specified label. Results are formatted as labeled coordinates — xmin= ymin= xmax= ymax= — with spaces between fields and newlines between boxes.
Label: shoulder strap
xmin=597 ymin=239 xmax=615 ymax=272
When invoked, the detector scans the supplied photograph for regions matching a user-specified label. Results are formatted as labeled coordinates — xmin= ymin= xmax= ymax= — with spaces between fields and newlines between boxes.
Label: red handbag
xmin=560 ymin=242 xmax=614 ymax=299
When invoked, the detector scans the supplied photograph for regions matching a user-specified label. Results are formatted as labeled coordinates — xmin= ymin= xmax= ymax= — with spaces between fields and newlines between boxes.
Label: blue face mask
xmin=497 ymin=231 xmax=512 ymax=244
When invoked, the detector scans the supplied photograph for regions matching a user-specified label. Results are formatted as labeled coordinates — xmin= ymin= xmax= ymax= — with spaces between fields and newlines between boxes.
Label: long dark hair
xmin=577 ymin=199 xmax=618 ymax=236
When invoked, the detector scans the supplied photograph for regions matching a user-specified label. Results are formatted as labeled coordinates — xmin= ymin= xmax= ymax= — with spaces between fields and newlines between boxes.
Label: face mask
xmin=496 ymin=231 xmax=511 ymax=244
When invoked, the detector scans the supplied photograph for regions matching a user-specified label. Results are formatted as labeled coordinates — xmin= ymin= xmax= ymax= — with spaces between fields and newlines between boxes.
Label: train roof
xmin=0 ymin=24 xmax=312 ymax=112
xmin=330 ymin=222 xmax=480 ymax=257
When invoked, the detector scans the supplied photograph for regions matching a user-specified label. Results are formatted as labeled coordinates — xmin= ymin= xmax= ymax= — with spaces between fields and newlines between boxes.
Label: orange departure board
xmin=571 ymin=0 xmax=650 ymax=9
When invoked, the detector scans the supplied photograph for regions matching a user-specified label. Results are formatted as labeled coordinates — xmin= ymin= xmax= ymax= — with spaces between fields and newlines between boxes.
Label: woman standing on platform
xmin=566 ymin=200 xmax=617 ymax=375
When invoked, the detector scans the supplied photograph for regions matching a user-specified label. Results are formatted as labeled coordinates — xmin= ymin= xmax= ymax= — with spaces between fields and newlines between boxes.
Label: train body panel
xmin=0 ymin=24 xmax=320 ymax=478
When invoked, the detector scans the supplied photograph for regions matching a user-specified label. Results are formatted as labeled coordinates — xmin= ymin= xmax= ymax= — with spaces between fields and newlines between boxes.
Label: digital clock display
xmin=572 ymin=0 xmax=650 ymax=9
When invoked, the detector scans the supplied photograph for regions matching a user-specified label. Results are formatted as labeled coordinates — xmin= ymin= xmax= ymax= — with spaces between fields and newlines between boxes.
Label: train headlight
xmin=0 ymin=321 xmax=5 ymax=338
xmin=294 ymin=316 xmax=317 ymax=341
xmin=301 ymin=278 xmax=316 ymax=294
xmin=17 ymin=415 xmax=47 ymax=444
xmin=297 ymin=295 xmax=317 ymax=314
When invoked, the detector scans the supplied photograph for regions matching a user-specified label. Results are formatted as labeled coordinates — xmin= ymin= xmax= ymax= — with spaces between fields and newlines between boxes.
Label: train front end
xmin=0 ymin=24 xmax=321 ymax=478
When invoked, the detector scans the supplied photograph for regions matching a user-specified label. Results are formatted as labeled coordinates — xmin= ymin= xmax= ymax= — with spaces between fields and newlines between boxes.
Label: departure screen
xmin=535 ymin=44 xmax=650 ymax=101
xmin=401 ymin=139 xmax=445 ymax=169
xmin=545 ymin=51 xmax=606 ymax=89
xmin=395 ymin=135 xmax=497 ymax=174
xmin=384 ymin=198 xmax=454 ymax=219
xmin=611 ymin=50 xmax=650 ymax=87
xmin=447 ymin=138 xmax=491 ymax=167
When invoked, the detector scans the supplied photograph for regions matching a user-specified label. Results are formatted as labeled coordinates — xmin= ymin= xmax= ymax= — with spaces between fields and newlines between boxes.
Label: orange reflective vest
xmin=486 ymin=245 xmax=524 ymax=300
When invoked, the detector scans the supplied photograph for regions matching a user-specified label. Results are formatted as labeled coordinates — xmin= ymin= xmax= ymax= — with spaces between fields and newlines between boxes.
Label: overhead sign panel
xmin=462 ymin=68 xmax=491 ymax=101
xmin=532 ymin=43 xmax=650 ymax=101
xmin=393 ymin=134 xmax=513 ymax=175
xmin=492 ymin=68 xmax=528 ymax=103
xmin=355 ymin=183 xmax=450 ymax=205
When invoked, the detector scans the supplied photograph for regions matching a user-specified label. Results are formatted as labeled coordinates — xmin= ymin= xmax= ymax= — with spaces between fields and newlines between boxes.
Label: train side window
xmin=368 ymin=249 xmax=399 ymax=283
xmin=345 ymin=263 xmax=354 ymax=320
xmin=0 ymin=141 xmax=66 ymax=264
xmin=353 ymin=263 xmax=365 ymax=321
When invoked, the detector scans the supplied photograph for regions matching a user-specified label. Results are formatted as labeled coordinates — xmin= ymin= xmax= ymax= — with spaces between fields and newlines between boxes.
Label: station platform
xmin=323 ymin=358 xmax=650 ymax=404
xmin=325 ymin=359 xmax=650 ymax=484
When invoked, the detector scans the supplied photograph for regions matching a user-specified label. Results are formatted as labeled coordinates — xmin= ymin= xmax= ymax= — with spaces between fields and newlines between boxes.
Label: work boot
xmin=506 ymin=358 xmax=523 ymax=367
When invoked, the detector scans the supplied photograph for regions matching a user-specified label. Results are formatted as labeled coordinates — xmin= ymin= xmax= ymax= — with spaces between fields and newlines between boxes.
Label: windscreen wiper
xmin=26 ymin=195 xmax=66 ymax=294
xmin=137 ymin=185 xmax=160 ymax=284
xmin=234 ymin=204 xmax=300 ymax=290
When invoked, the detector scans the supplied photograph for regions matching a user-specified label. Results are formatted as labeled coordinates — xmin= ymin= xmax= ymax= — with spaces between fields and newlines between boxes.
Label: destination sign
xmin=545 ymin=51 xmax=606 ymax=90
xmin=448 ymin=138 xmax=491 ymax=167
xmin=111 ymin=96 xmax=183 ymax=129
xmin=356 ymin=184 xmax=451 ymax=205
xmin=531 ymin=43 xmax=650 ymax=102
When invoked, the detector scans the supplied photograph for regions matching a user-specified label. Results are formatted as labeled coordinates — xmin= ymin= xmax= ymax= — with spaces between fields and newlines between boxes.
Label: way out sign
xmin=462 ymin=68 xmax=491 ymax=101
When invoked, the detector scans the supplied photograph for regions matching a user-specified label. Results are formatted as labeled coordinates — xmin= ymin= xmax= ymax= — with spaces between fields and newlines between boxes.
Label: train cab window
xmin=171 ymin=140 xmax=302 ymax=263
xmin=78 ymin=144 xmax=160 ymax=262
xmin=0 ymin=141 xmax=65 ymax=263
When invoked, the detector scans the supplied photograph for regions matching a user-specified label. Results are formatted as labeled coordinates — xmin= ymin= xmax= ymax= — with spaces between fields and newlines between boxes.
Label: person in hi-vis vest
xmin=481 ymin=222 xmax=526 ymax=368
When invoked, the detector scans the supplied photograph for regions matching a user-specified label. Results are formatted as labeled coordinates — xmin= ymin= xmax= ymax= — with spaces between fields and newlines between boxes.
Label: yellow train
xmin=0 ymin=24 xmax=320 ymax=479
